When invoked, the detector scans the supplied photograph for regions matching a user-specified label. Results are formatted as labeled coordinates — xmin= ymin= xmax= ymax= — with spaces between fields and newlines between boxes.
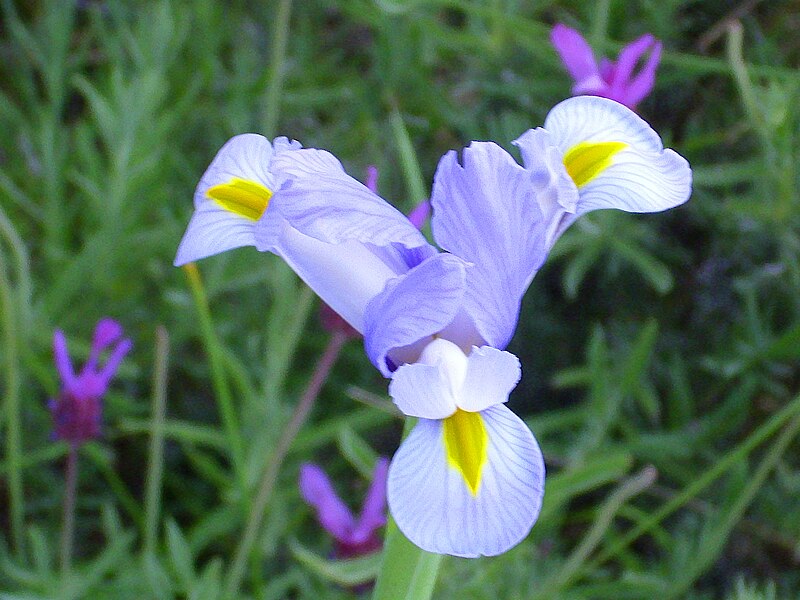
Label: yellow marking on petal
xmin=206 ymin=178 xmax=272 ymax=221
xmin=563 ymin=141 xmax=627 ymax=188
xmin=443 ymin=408 xmax=488 ymax=496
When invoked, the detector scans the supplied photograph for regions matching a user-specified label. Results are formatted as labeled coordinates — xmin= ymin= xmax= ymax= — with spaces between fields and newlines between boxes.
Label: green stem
xmin=0 ymin=248 xmax=24 ymax=554
xmin=224 ymin=330 xmax=348 ymax=599
xmin=372 ymin=517 xmax=443 ymax=600
xmin=183 ymin=264 xmax=247 ymax=500
xmin=262 ymin=0 xmax=293 ymax=137
xmin=60 ymin=444 xmax=78 ymax=573
xmin=144 ymin=326 xmax=170 ymax=555
xmin=388 ymin=102 xmax=427 ymax=205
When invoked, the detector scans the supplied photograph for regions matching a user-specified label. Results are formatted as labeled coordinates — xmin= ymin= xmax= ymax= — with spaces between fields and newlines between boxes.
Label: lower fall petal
xmin=387 ymin=405 xmax=545 ymax=557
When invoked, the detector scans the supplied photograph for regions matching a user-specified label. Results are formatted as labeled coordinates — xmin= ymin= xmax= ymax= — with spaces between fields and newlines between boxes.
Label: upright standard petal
xmin=271 ymin=226 xmax=403 ymax=333
xmin=387 ymin=404 xmax=545 ymax=557
xmin=174 ymin=134 xmax=301 ymax=266
xmin=363 ymin=253 xmax=470 ymax=376
xmin=431 ymin=142 xmax=549 ymax=349
xmin=516 ymin=96 xmax=691 ymax=218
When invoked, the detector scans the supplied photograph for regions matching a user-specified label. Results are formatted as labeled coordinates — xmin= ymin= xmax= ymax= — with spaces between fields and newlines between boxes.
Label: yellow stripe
xmin=443 ymin=408 xmax=488 ymax=496
xmin=206 ymin=178 xmax=272 ymax=221
xmin=563 ymin=141 xmax=627 ymax=188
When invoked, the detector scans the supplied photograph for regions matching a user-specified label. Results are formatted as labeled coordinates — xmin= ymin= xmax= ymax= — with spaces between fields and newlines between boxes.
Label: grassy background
xmin=1 ymin=0 xmax=800 ymax=598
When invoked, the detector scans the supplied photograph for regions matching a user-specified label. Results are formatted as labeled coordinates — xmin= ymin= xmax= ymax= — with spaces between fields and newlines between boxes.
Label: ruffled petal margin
xmin=431 ymin=142 xmax=550 ymax=350
xmin=518 ymin=96 xmax=691 ymax=217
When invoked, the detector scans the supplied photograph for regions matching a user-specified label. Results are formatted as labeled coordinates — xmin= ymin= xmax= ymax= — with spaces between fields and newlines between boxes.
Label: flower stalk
xmin=224 ymin=328 xmax=349 ymax=598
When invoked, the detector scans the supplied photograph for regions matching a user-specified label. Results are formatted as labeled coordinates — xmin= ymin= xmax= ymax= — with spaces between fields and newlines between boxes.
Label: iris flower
xmin=551 ymin=23 xmax=662 ymax=110
xmin=175 ymin=95 xmax=691 ymax=557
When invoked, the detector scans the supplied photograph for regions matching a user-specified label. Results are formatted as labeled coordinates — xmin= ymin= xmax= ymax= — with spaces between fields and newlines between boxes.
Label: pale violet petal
xmin=261 ymin=148 xmax=431 ymax=254
xmin=175 ymin=134 xmax=301 ymax=266
xmin=539 ymin=95 xmax=692 ymax=215
xmin=276 ymin=225 xmax=400 ymax=333
xmin=194 ymin=134 xmax=277 ymax=208
xmin=255 ymin=147 xmax=435 ymax=322
xmin=511 ymin=128 xmax=579 ymax=216
xmin=174 ymin=202 xmax=259 ymax=265
xmin=389 ymin=362 xmax=458 ymax=419
xmin=431 ymin=143 xmax=549 ymax=349
xmin=363 ymin=253 xmax=469 ymax=377
xmin=457 ymin=347 xmax=522 ymax=413
xmin=387 ymin=405 xmax=545 ymax=557
xmin=511 ymin=127 xmax=580 ymax=252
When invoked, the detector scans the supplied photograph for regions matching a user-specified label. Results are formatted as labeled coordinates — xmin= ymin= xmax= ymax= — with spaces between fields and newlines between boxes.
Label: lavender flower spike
xmin=50 ymin=318 xmax=132 ymax=446
xmin=300 ymin=459 xmax=389 ymax=558
xmin=551 ymin=23 xmax=662 ymax=110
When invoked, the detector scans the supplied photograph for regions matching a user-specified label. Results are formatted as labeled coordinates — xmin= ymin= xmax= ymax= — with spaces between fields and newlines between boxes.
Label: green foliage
xmin=1 ymin=0 xmax=799 ymax=598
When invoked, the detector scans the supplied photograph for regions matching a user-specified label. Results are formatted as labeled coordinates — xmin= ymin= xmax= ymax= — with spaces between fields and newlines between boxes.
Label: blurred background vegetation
xmin=1 ymin=0 xmax=799 ymax=598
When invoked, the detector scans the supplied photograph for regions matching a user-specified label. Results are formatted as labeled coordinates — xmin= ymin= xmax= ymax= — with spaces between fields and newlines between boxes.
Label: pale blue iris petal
xmin=275 ymin=228 xmax=401 ymax=334
xmin=511 ymin=127 xmax=580 ymax=218
xmin=174 ymin=134 xmax=300 ymax=266
xmin=193 ymin=134 xmax=278 ymax=209
xmin=458 ymin=347 xmax=522 ymax=413
xmin=259 ymin=148 xmax=431 ymax=255
xmin=538 ymin=95 xmax=692 ymax=215
xmin=363 ymin=253 xmax=468 ymax=376
xmin=388 ymin=362 xmax=458 ymax=419
xmin=174 ymin=204 xmax=258 ymax=266
xmin=431 ymin=143 xmax=549 ymax=349
xmin=387 ymin=405 xmax=545 ymax=557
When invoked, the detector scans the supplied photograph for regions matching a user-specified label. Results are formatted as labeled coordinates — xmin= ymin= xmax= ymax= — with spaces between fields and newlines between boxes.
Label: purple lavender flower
xmin=550 ymin=23 xmax=662 ymax=110
xmin=50 ymin=318 xmax=132 ymax=446
xmin=299 ymin=459 xmax=389 ymax=558
xmin=406 ymin=200 xmax=431 ymax=230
